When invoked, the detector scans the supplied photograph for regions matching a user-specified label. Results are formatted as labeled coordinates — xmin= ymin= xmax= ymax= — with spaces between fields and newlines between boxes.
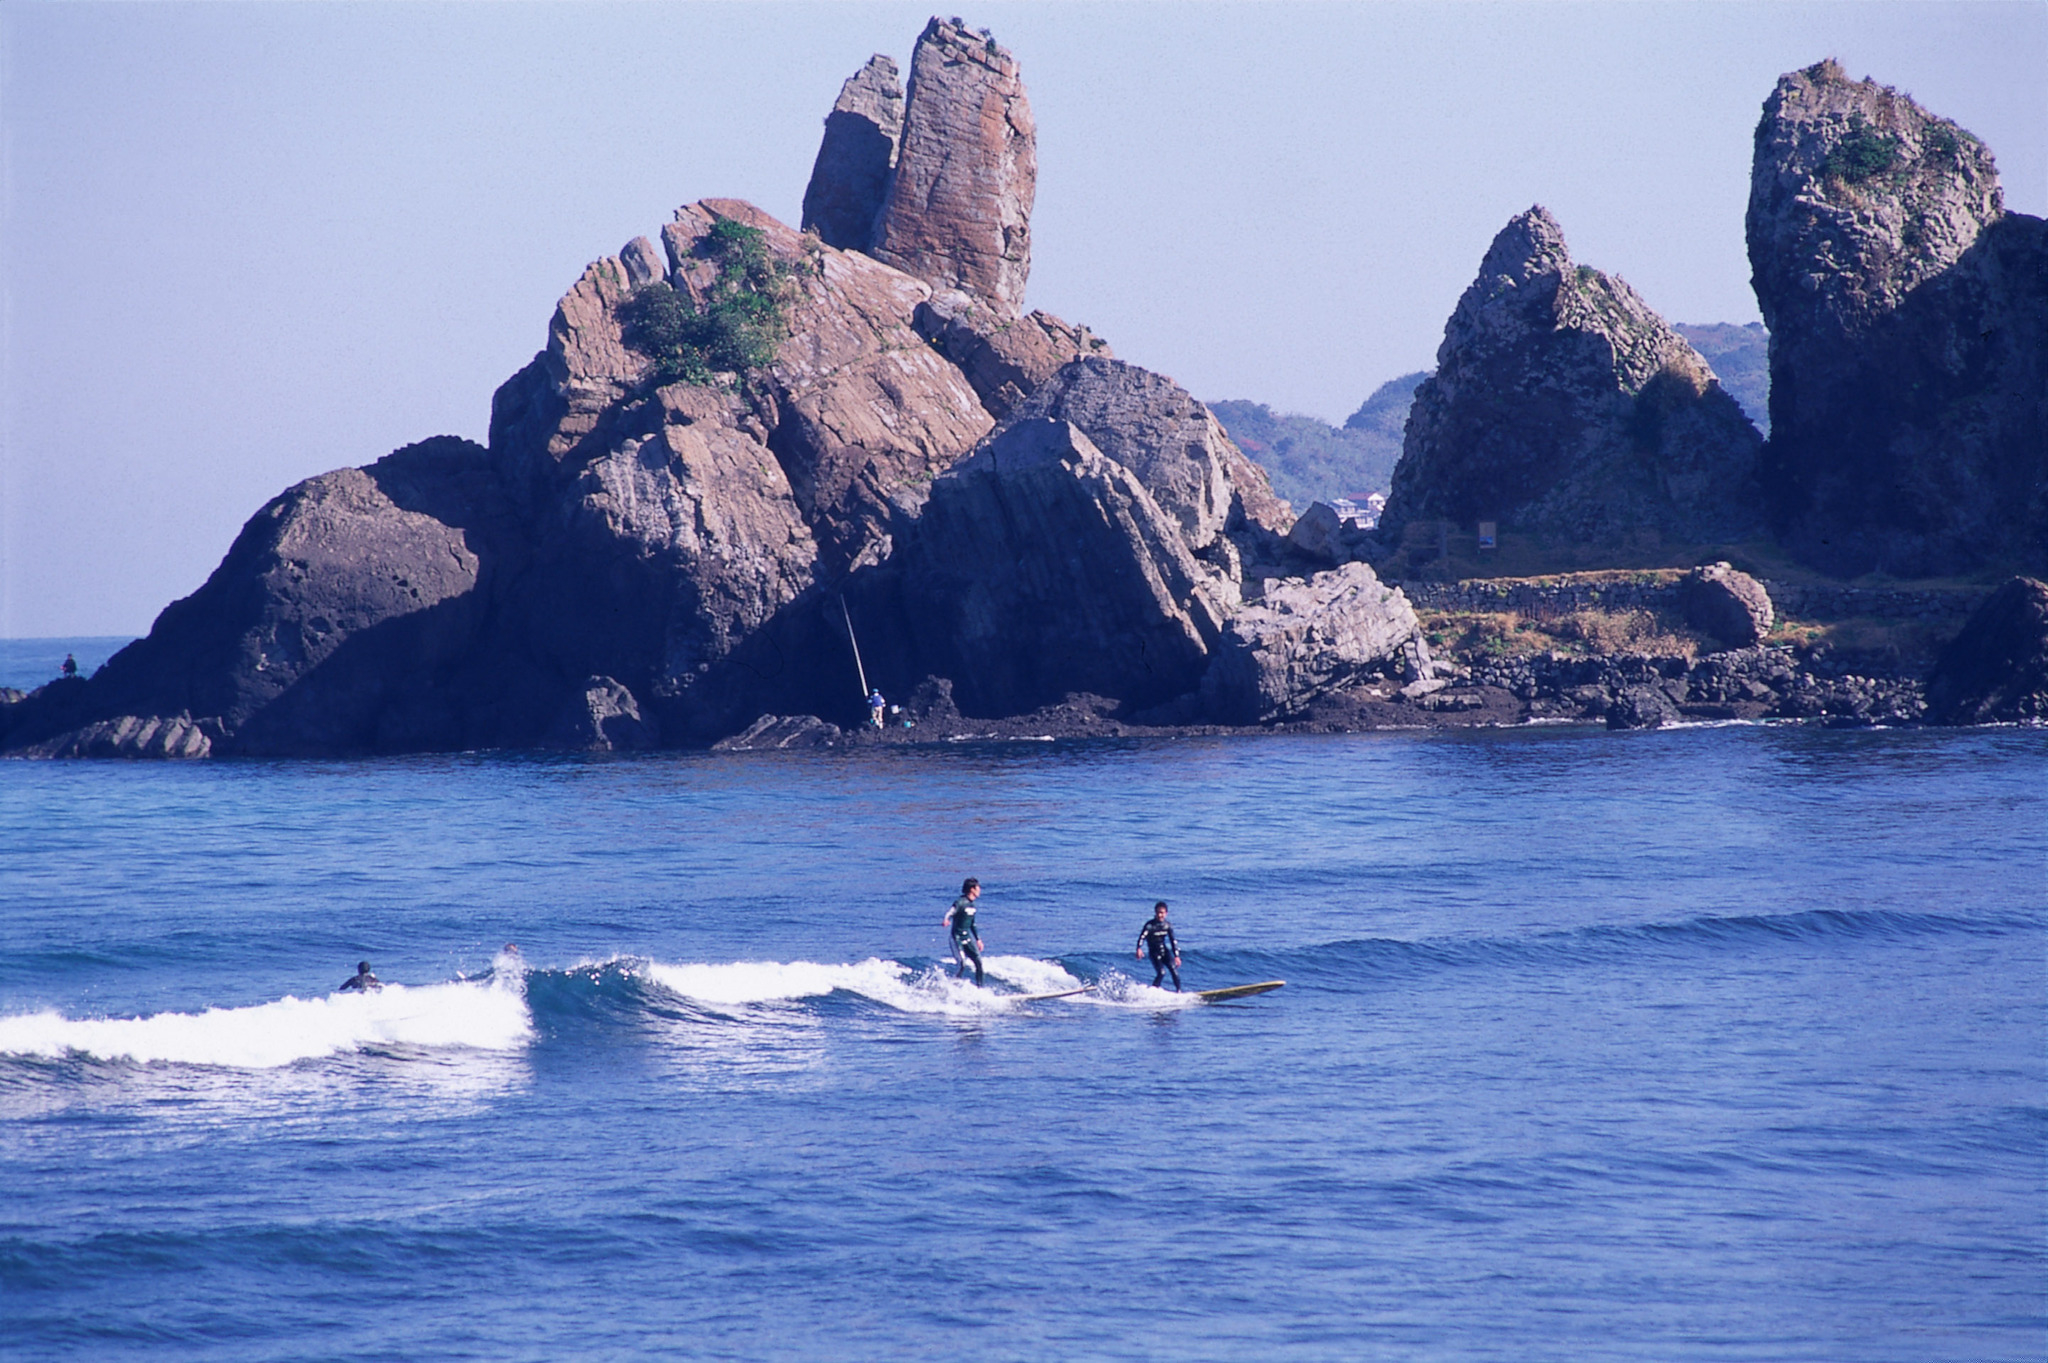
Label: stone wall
xmin=1397 ymin=576 xmax=1988 ymax=624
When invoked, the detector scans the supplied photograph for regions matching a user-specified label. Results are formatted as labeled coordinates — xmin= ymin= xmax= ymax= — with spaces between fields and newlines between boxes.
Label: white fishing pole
xmin=839 ymin=595 xmax=870 ymax=701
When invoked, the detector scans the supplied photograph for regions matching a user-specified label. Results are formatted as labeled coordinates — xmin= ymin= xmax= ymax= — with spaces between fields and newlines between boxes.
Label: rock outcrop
xmin=888 ymin=417 xmax=1233 ymax=717
xmin=1381 ymin=207 xmax=1764 ymax=548
xmin=912 ymin=288 xmax=1111 ymax=420
xmin=801 ymin=55 xmax=904 ymax=251
xmin=545 ymin=676 xmax=657 ymax=751
xmin=1748 ymin=60 xmax=2047 ymax=576
xmin=1201 ymin=563 xmax=1422 ymax=723
xmin=6 ymin=436 xmax=520 ymax=757
xmin=488 ymin=197 xmax=994 ymax=744
xmin=1680 ymin=562 xmax=1775 ymax=648
xmin=1005 ymin=358 xmax=1294 ymax=565
xmin=1923 ymin=576 xmax=2048 ymax=724
xmin=870 ymin=17 xmax=1036 ymax=316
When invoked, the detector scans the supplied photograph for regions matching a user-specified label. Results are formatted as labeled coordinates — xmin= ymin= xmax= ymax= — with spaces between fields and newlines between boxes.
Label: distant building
xmin=1329 ymin=491 xmax=1387 ymax=529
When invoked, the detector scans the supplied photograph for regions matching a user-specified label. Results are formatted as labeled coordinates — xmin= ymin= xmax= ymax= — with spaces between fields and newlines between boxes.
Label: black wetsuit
xmin=338 ymin=970 xmax=381 ymax=993
xmin=1137 ymin=918 xmax=1181 ymax=990
xmin=947 ymin=895 xmax=984 ymax=985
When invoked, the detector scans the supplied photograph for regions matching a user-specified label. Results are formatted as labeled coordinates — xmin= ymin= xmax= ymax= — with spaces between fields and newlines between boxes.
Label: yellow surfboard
xmin=1194 ymin=980 xmax=1286 ymax=1002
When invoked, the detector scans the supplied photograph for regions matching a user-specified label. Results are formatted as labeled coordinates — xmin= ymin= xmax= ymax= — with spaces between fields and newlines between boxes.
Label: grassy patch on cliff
xmin=1420 ymin=604 xmax=1708 ymax=663
xmin=622 ymin=220 xmax=795 ymax=386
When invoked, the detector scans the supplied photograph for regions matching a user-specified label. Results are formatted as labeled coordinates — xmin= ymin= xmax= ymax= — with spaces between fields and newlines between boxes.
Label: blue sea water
xmin=1 ymin=724 xmax=2042 ymax=1361
xmin=0 ymin=637 xmax=137 ymax=692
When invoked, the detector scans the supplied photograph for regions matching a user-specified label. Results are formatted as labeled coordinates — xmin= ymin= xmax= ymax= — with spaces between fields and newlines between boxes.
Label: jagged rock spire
xmin=1381 ymin=206 xmax=1762 ymax=546
xmin=800 ymin=55 xmax=905 ymax=250
xmin=871 ymin=17 xmax=1037 ymax=317
xmin=1747 ymin=59 xmax=2045 ymax=575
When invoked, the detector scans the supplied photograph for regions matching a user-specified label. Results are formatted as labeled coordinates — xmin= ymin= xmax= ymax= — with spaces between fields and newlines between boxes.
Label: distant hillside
xmin=1211 ymin=371 xmax=1428 ymax=509
xmin=1675 ymin=322 xmax=1770 ymax=435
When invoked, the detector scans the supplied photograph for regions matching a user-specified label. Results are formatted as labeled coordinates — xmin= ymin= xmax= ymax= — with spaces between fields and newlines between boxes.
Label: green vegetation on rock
xmin=622 ymin=220 xmax=795 ymax=387
xmin=1823 ymin=123 xmax=1901 ymax=183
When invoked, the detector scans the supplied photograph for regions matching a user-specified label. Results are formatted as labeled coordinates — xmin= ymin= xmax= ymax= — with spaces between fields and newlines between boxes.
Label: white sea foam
xmin=0 ymin=977 xmax=533 ymax=1069
xmin=641 ymin=955 xmax=1086 ymax=1016
xmin=1081 ymin=970 xmax=1202 ymax=1009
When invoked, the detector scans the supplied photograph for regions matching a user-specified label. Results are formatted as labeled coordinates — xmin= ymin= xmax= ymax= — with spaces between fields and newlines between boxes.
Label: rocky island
xmin=3 ymin=34 xmax=2042 ymax=759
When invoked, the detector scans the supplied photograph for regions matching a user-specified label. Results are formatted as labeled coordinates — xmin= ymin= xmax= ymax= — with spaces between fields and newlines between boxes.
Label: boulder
xmin=1201 ymin=564 xmax=1424 ymax=723
xmin=800 ymin=55 xmax=904 ymax=250
xmin=1607 ymin=684 xmax=1682 ymax=730
xmin=912 ymin=288 xmax=1112 ymax=419
xmin=1285 ymin=502 xmax=1348 ymax=566
xmin=871 ymin=18 xmax=1036 ymax=316
xmin=1381 ymin=206 xmax=1764 ymax=547
xmin=711 ymin=714 xmax=844 ymax=751
xmin=891 ymin=417 xmax=1231 ymax=716
xmin=545 ymin=676 xmax=657 ymax=751
xmin=1004 ymin=357 xmax=1293 ymax=561
xmin=1747 ymin=61 xmax=2047 ymax=575
xmin=1681 ymin=562 xmax=1775 ymax=647
xmin=1923 ymin=576 xmax=2048 ymax=724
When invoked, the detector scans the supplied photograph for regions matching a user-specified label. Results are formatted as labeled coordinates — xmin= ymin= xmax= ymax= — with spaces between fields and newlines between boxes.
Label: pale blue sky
xmin=4 ymin=1 xmax=2043 ymax=637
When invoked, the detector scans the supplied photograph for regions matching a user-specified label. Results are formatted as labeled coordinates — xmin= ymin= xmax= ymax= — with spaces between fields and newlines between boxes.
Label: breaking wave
xmin=0 ymin=960 xmax=532 ymax=1070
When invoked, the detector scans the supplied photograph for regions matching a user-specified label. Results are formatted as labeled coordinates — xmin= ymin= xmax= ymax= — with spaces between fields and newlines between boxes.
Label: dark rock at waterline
xmin=1923 ymin=576 xmax=2048 ymax=724
xmin=546 ymin=676 xmax=658 ymax=752
xmin=1606 ymin=683 xmax=1684 ymax=730
xmin=712 ymin=714 xmax=845 ymax=751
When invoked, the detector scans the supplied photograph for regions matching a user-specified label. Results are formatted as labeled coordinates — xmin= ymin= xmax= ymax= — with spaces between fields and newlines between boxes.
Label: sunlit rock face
xmin=870 ymin=17 xmax=1037 ymax=318
xmin=1382 ymin=207 xmax=1763 ymax=548
xmin=1748 ymin=60 xmax=2047 ymax=576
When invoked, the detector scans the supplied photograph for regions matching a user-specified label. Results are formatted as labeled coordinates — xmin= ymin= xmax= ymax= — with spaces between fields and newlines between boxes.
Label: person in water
xmin=1135 ymin=902 xmax=1182 ymax=991
xmin=338 ymin=960 xmax=382 ymax=993
xmin=943 ymin=878 xmax=986 ymax=986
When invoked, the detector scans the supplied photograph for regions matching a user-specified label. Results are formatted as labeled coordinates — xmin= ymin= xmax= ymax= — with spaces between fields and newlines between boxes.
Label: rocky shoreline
xmin=4 ymin=28 xmax=2042 ymax=762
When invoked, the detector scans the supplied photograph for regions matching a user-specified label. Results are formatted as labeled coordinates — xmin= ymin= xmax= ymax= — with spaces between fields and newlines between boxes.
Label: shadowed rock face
xmin=1924 ymin=576 xmax=2048 ymax=724
xmin=889 ymin=418 xmax=1231 ymax=717
xmin=801 ymin=55 xmax=904 ymax=250
xmin=2 ymin=436 xmax=523 ymax=757
xmin=1748 ymin=60 xmax=2047 ymax=576
xmin=871 ymin=17 xmax=1036 ymax=317
xmin=1382 ymin=207 xmax=1764 ymax=548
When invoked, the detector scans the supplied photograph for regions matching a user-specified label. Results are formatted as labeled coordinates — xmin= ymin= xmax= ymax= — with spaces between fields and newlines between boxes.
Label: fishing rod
xmin=839 ymin=595 xmax=870 ymax=702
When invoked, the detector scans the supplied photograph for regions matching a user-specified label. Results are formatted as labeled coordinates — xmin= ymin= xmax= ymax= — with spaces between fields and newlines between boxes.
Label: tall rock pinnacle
xmin=1746 ymin=60 xmax=2046 ymax=575
xmin=800 ymin=55 xmax=905 ymax=250
xmin=871 ymin=17 xmax=1037 ymax=317
xmin=1381 ymin=207 xmax=1762 ymax=548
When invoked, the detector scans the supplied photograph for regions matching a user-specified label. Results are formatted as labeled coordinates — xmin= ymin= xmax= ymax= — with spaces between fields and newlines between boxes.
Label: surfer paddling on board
xmin=943 ymin=878 xmax=987 ymax=986
xmin=1135 ymin=902 xmax=1182 ymax=991
xmin=338 ymin=961 xmax=382 ymax=993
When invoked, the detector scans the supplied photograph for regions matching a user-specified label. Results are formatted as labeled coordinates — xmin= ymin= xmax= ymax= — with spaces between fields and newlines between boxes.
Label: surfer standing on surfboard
xmin=1135 ymin=902 xmax=1182 ymax=991
xmin=943 ymin=878 xmax=987 ymax=986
